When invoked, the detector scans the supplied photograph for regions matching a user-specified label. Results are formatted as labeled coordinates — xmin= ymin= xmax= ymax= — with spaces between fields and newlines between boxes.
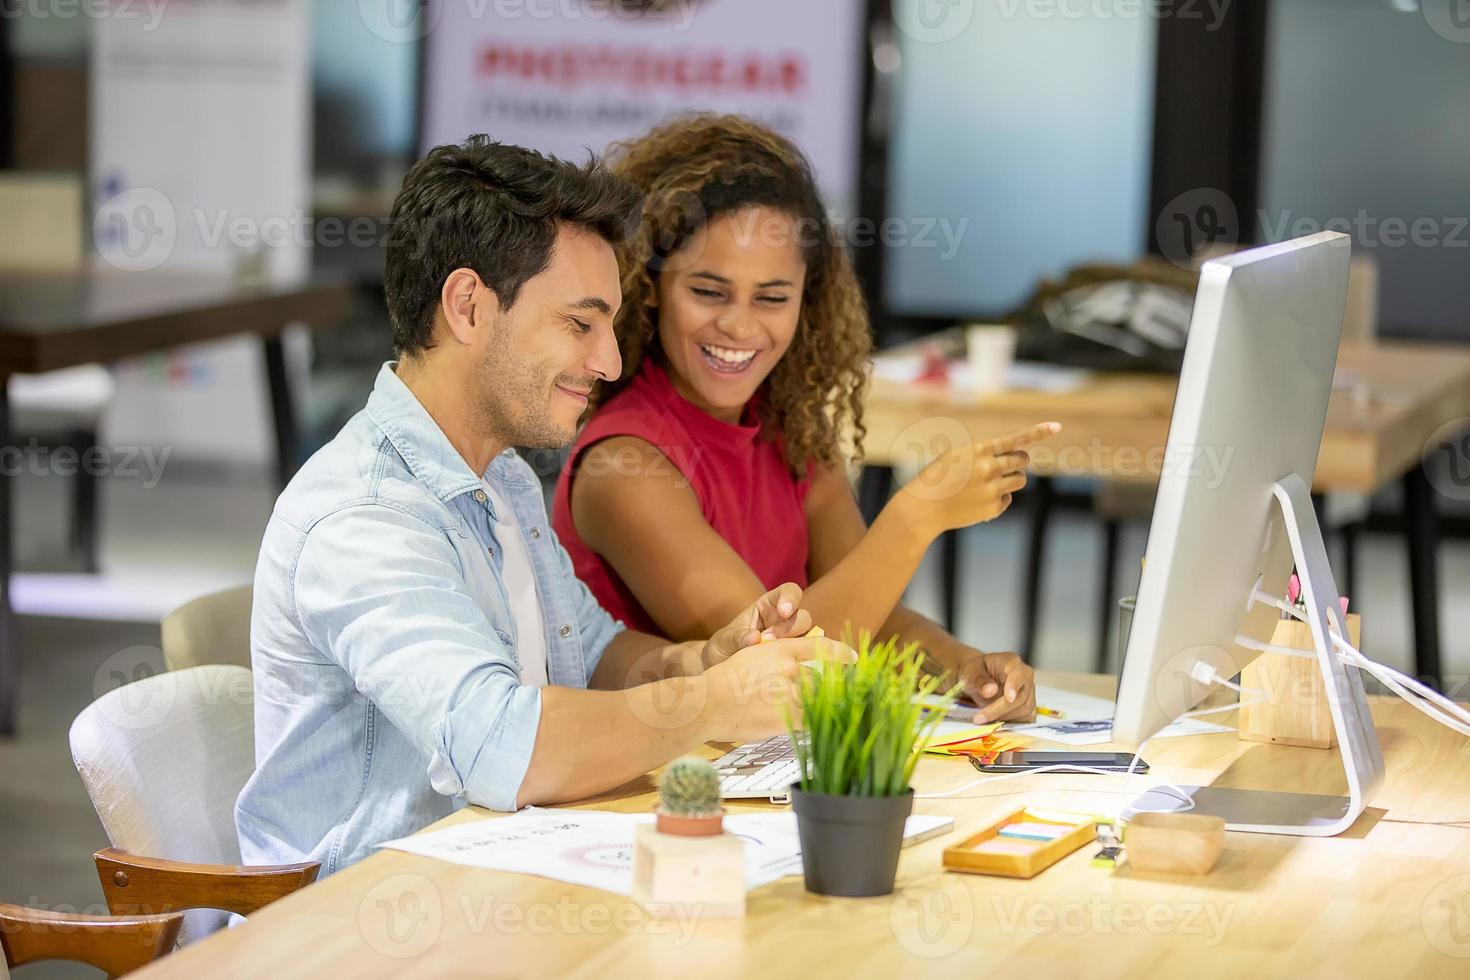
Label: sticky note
xmin=997 ymin=822 xmax=1071 ymax=842
xmin=973 ymin=838 xmax=1042 ymax=856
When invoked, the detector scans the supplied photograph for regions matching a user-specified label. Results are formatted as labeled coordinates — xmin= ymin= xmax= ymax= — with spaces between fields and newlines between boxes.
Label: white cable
xmin=1345 ymin=651 xmax=1470 ymax=737
xmin=1235 ymin=633 xmax=1317 ymax=660
xmin=1246 ymin=588 xmax=1470 ymax=737
xmin=1250 ymin=587 xmax=1303 ymax=620
xmin=1332 ymin=636 xmax=1470 ymax=737
xmin=1191 ymin=661 xmax=1269 ymax=697
xmin=1332 ymin=633 xmax=1470 ymax=722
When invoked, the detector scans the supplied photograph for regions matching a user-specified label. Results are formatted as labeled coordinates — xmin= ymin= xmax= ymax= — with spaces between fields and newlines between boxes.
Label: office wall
xmin=1260 ymin=0 xmax=1470 ymax=339
xmin=884 ymin=1 xmax=1157 ymax=318
xmin=311 ymin=2 xmax=417 ymax=173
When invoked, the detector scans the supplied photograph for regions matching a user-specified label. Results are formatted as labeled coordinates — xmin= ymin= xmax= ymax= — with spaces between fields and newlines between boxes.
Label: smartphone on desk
xmin=969 ymin=751 xmax=1147 ymax=774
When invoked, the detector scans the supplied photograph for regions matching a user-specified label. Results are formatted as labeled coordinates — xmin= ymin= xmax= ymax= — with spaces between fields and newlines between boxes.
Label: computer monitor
xmin=1112 ymin=231 xmax=1385 ymax=836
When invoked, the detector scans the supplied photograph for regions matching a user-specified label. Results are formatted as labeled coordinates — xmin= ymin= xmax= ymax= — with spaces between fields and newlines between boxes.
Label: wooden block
xmin=1124 ymin=812 xmax=1225 ymax=875
xmin=631 ymin=824 xmax=745 ymax=918
xmin=1239 ymin=614 xmax=1361 ymax=750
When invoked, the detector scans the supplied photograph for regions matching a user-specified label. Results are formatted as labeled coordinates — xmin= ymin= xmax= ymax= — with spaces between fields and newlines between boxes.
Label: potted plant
xmin=787 ymin=634 xmax=959 ymax=897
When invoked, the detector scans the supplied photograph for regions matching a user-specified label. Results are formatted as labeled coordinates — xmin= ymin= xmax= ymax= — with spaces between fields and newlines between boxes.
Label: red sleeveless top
xmin=552 ymin=358 xmax=812 ymax=634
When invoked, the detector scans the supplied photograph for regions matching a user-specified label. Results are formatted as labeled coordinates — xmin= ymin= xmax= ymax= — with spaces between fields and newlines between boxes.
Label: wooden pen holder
xmin=1238 ymin=614 xmax=1361 ymax=750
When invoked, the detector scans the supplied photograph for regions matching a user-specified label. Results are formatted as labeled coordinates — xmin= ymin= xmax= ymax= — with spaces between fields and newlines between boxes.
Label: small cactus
xmin=658 ymin=757 xmax=722 ymax=818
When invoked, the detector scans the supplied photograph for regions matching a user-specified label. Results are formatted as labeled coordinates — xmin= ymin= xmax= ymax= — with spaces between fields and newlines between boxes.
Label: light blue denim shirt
xmin=236 ymin=363 xmax=624 ymax=875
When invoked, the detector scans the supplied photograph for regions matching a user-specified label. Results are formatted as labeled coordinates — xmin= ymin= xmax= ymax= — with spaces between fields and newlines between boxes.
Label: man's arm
xmin=586 ymin=582 xmax=812 ymax=690
xmin=293 ymin=505 xmax=826 ymax=811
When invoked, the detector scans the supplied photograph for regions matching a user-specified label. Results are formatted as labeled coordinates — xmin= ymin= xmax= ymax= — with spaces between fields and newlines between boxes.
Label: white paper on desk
xmin=1005 ymin=685 xmax=1233 ymax=745
xmin=378 ymin=808 xmax=954 ymax=898
xmin=921 ymin=684 xmax=1114 ymax=730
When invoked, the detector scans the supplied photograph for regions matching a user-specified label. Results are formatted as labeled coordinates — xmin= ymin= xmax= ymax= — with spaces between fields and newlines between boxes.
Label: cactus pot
xmin=655 ymin=809 xmax=724 ymax=837
xmin=791 ymin=787 xmax=913 ymax=897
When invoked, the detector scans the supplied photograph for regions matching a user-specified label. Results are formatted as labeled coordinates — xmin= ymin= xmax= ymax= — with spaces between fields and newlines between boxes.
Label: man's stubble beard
xmin=476 ymin=313 xmax=577 ymax=452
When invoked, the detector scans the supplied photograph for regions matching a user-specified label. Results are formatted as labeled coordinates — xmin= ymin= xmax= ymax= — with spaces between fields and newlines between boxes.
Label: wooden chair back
xmin=0 ymin=901 xmax=182 ymax=978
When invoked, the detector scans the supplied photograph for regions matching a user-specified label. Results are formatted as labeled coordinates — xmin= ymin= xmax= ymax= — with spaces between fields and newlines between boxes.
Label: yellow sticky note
xmin=922 ymin=723 xmax=1003 ymax=754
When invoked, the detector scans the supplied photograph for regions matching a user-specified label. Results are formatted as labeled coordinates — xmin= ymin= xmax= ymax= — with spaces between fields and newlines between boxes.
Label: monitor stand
xmin=1124 ymin=472 xmax=1386 ymax=836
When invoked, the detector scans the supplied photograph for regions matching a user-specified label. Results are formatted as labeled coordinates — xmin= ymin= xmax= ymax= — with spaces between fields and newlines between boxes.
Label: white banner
xmin=90 ymin=0 xmax=312 ymax=467
xmin=416 ymin=0 xmax=866 ymax=214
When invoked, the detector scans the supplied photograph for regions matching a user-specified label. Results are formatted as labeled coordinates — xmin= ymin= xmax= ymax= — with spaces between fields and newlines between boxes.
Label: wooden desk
xmin=0 ymin=269 xmax=353 ymax=734
xmin=860 ymin=340 xmax=1470 ymax=681
xmin=131 ymin=672 xmax=1470 ymax=979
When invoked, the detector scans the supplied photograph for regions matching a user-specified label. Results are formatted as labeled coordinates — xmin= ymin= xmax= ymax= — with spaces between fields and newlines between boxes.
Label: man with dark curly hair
xmin=237 ymin=135 xmax=844 ymax=875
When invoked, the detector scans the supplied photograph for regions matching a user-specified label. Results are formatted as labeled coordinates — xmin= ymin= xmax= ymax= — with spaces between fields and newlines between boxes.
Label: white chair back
xmin=69 ymin=664 xmax=255 ymax=945
xmin=161 ymin=585 xmax=254 ymax=671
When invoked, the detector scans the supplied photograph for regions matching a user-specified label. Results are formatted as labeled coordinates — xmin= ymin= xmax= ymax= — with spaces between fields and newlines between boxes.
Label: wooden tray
xmin=942 ymin=807 xmax=1096 ymax=879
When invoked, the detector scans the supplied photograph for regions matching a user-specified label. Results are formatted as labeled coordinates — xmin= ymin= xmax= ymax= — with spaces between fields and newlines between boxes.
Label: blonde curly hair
xmin=595 ymin=113 xmax=871 ymax=474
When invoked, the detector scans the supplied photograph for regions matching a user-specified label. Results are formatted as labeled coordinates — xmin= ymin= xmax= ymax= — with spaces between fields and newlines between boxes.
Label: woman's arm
xmin=571 ymin=432 xmax=1043 ymax=720
xmin=803 ymin=467 xmax=1035 ymax=723
xmin=572 ymin=435 xmax=939 ymax=641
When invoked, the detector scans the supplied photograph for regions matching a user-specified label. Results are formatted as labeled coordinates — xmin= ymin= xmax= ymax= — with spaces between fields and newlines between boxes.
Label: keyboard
xmin=713 ymin=734 xmax=805 ymax=803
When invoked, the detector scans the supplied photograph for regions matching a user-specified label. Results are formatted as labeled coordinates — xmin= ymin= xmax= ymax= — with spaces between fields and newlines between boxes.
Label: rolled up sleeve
xmin=293 ymin=504 xmax=538 ymax=812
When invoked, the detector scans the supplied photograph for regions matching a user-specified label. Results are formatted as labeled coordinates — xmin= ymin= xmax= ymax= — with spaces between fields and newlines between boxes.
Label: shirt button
xmin=487 ymin=547 xmax=494 ymax=559
xmin=558 ymin=624 xmax=571 ymax=638
xmin=473 ymin=490 xmax=488 ymax=504
xmin=530 ymin=527 xmax=542 ymax=539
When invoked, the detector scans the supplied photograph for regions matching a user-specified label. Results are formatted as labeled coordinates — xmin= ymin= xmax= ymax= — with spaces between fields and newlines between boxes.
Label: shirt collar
xmin=366 ymin=362 xmax=492 ymax=504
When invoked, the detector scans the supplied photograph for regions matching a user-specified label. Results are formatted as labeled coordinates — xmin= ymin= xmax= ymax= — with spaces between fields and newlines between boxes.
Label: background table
xmin=859 ymin=340 xmax=1470 ymax=682
xmin=0 ymin=269 xmax=352 ymax=734
xmin=130 ymin=671 xmax=1470 ymax=979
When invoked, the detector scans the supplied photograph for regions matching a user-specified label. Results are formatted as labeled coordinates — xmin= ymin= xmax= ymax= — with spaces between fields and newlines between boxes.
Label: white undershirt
xmin=484 ymin=482 xmax=549 ymax=687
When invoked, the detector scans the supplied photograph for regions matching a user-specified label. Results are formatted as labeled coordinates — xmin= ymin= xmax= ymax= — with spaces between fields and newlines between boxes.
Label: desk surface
xmin=0 ymin=268 xmax=352 ymax=376
xmin=862 ymin=340 xmax=1470 ymax=493
xmin=134 ymin=672 xmax=1470 ymax=979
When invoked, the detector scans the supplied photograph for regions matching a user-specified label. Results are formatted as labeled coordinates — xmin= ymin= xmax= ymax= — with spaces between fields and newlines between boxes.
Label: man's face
xmin=474 ymin=224 xmax=622 ymax=449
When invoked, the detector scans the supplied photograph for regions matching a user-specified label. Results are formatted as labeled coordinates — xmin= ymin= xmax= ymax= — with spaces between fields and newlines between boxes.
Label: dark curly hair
xmin=596 ymin=114 xmax=871 ymax=473
xmin=385 ymin=135 xmax=642 ymax=355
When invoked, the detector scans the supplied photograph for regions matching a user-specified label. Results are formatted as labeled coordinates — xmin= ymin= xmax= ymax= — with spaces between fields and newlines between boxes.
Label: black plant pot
xmin=790 ymin=787 xmax=914 ymax=897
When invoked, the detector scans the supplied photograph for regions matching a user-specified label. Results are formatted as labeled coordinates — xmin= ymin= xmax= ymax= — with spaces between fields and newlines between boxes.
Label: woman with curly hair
xmin=552 ymin=114 xmax=1056 ymax=722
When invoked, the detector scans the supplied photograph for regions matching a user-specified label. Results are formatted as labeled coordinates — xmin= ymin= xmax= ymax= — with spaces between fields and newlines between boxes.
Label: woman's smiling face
xmin=654 ymin=206 xmax=807 ymax=422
